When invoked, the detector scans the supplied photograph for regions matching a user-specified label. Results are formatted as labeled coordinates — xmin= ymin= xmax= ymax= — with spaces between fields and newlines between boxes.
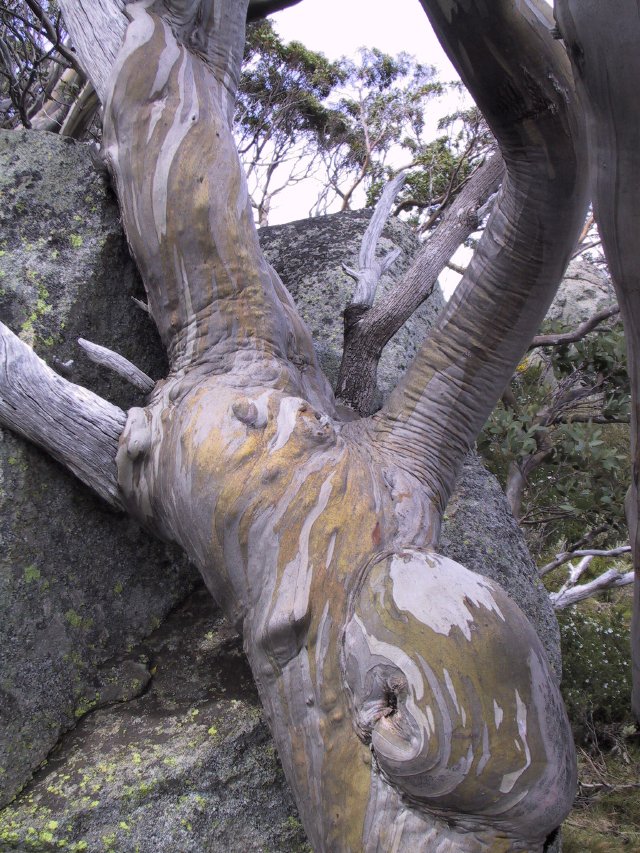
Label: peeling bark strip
xmin=2 ymin=0 xmax=587 ymax=850
xmin=555 ymin=0 xmax=640 ymax=719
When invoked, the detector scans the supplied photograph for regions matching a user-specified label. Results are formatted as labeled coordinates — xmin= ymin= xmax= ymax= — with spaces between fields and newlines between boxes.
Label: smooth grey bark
xmin=555 ymin=0 xmax=640 ymax=719
xmin=371 ymin=0 xmax=588 ymax=516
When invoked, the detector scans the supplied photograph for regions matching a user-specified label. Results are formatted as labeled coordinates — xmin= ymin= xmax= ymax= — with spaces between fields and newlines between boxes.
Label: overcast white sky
xmin=272 ymin=0 xmax=459 ymax=77
xmin=267 ymin=0 xmax=554 ymax=293
xmin=266 ymin=0 xmax=468 ymax=227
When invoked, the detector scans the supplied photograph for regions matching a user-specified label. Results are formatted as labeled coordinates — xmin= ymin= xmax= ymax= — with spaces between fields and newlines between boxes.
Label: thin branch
xmin=551 ymin=568 xmax=634 ymax=610
xmin=530 ymin=306 xmax=620 ymax=349
xmin=22 ymin=0 xmax=84 ymax=74
xmin=78 ymin=338 xmax=154 ymax=393
xmin=540 ymin=546 xmax=632 ymax=577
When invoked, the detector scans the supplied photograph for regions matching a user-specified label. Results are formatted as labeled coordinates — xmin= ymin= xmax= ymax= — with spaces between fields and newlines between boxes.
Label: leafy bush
xmin=558 ymin=599 xmax=633 ymax=740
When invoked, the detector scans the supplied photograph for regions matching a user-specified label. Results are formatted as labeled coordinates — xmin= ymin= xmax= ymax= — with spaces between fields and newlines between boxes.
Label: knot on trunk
xmin=343 ymin=302 xmax=370 ymax=337
xmin=341 ymin=548 xmax=577 ymax=847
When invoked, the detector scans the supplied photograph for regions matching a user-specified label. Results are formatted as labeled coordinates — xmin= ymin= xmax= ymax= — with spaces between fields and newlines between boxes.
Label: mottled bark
xmin=0 ymin=1 xmax=589 ymax=850
xmin=555 ymin=0 xmax=640 ymax=720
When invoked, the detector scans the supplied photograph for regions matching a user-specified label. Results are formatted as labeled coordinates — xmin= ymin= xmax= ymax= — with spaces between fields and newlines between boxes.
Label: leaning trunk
xmin=3 ymin=0 xmax=589 ymax=849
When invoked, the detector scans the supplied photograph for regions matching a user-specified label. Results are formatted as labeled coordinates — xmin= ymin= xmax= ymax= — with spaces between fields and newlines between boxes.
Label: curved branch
xmin=366 ymin=0 xmax=588 ymax=514
xmin=98 ymin=0 xmax=332 ymax=412
xmin=0 ymin=322 xmax=126 ymax=508
xmin=530 ymin=306 xmax=619 ymax=349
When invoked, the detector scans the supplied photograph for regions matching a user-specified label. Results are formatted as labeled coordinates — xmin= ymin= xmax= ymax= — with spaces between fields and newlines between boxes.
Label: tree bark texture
xmin=336 ymin=153 xmax=505 ymax=415
xmin=1 ymin=1 xmax=592 ymax=850
xmin=555 ymin=0 xmax=640 ymax=719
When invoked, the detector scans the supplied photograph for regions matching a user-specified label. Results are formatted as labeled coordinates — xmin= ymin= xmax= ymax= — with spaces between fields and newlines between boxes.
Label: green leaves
xmin=478 ymin=316 xmax=630 ymax=553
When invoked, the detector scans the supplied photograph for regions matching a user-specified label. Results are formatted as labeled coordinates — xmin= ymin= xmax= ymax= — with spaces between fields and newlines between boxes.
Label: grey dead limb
xmin=78 ymin=338 xmax=154 ymax=393
xmin=0 ymin=321 xmax=125 ymax=508
xmin=341 ymin=171 xmax=407 ymax=307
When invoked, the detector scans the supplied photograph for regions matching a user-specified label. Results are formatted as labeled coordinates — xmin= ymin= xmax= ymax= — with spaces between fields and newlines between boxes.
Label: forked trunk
xmin=3 ymin=0 xmax=593 ymax=849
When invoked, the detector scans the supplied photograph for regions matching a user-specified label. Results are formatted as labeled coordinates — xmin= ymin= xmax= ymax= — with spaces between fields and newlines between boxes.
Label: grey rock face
xmin=0 ymin=586 xmax=306 ymax=853
xmin=0 ymin=129 xmax=198 ymax=808
xmin=547 ymin=258 xmax=616 ymax=327
xmin=1 ymin=129 xmax=561 ymax=850
xmin=260 ymin=210 xmax=444 ymax=405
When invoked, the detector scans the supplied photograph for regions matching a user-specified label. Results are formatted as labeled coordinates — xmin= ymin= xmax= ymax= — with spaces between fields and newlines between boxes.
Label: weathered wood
xmin=58 ymin=0 xmax=126 ymax=103
xmin=78 ymin=338 xmax=154 ymax=393
xmin=343 ymin=171 xmax=407 ymax=307
xmin=0 ymin=321 xmax=125 ymax=508
xmin=540 ymin=546 xmax=632 ymax=577
xmin=555 ymin=0 xmax=640 ymax=717
xmin=552 ymin=568 xmax=634 ymax=610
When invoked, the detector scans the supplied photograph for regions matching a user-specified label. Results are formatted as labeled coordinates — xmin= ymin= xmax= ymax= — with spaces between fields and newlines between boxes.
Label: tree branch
xmin=540 ymin=546 xmax=632 ymax=577
xmin=0 ymin=322 xmax=126 ymax=508
xmin=551 ymin=568 xmax=634 ymax=610
xmin=78 ymin=338 xmax=154 ymax=393
xmin=346 ymin=171 xmax=406 ymax=307
xmin=365 ymin=0 xmax=588 ymax=514
xmin=58 ymin=0 xmax=126 ymax=103
xmin=335 ymin=152 xmax=504 ymax=414
xmin=530 ymin=306 xmax=620 ymax=349
xmin=96 ymin=0 xmax=333 ymax=410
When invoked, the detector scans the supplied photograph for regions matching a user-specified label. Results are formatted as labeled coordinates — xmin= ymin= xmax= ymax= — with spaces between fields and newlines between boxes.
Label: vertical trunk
xmin=555 ymin=0 xmax=640 ymax=719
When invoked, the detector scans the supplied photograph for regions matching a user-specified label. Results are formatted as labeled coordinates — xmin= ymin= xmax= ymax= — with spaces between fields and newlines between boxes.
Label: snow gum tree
xmin=2 ymin=0 xmax=639 ymax=850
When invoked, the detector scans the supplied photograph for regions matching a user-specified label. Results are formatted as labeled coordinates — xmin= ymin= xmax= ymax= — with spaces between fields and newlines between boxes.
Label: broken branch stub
xmin=78 ymin=338 xmax=154 ymax=393
xmin=0 ymin=322 xmax=125 ymax=508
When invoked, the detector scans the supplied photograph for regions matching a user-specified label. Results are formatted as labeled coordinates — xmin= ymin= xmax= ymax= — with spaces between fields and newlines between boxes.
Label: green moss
xmin=23 ymin=565 xmax=41 ymax=584
xmin=69 ymin=235 xmax=83 ymax=249
xmin=64 ymin=610 xmax=93 ymax=630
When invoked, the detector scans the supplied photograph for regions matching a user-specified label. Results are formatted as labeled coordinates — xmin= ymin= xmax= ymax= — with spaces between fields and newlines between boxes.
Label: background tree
xmin=236 ymin=19 xmax=346 ymax=225
xmin=0 ymin=0 xmax=95 ymax=136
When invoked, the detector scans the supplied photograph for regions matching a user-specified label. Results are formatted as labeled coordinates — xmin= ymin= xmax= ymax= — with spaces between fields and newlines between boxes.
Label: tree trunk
xmin=555 ymin=0 xmax=640 ymax=720
xmin=1 ymin=0 xmax=592 ymax=849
